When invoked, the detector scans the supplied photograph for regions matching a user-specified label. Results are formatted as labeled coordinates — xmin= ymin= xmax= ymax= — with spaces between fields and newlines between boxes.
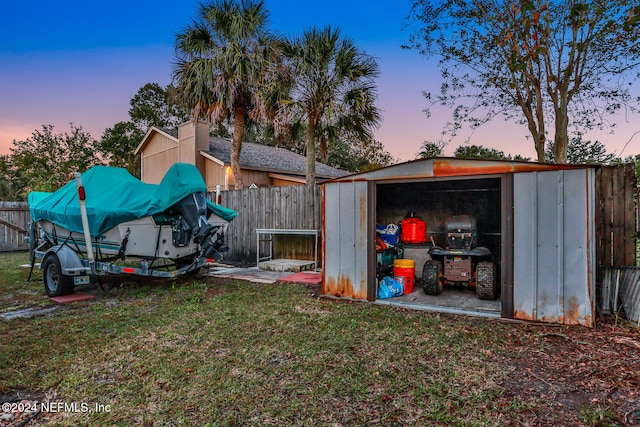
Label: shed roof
xmin=325 ymin=157 xmax=598 ymax=183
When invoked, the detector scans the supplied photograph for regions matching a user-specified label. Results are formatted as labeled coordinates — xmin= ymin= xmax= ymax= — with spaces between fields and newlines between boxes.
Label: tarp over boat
xmin=29 ymin=163 xmax=237 ymax=237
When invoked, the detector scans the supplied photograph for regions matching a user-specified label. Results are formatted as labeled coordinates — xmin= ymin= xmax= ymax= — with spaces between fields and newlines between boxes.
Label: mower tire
xmin=423 ymin=260 xmax=443 ymax=296
xmin=475 ymin=261 xmax=497 ymax=300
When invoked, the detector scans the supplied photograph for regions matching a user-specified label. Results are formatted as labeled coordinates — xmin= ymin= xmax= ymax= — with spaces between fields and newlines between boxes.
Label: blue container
xmin=380 ymin=233 xmax=398 ymax=245
xmin=377 ymin=224 xmax=399 ymax=245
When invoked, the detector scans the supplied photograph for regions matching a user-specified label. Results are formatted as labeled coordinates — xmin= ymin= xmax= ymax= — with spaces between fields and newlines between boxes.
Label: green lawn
xmin=1 ymin=252 xmax=637 ymax=426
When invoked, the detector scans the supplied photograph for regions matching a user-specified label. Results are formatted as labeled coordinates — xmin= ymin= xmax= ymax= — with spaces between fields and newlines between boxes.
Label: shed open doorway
xmin=374 ymin=176 xmax=505 ymax=317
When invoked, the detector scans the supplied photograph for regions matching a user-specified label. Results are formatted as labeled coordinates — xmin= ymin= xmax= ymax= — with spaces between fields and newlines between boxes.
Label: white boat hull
xmin=36 ymin=212 xmax=228 ymax=260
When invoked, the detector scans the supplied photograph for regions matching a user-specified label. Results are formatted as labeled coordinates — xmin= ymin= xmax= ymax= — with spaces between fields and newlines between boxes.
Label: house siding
xmin=241 ymin=170 xmax=271 ymax=188
xmin=272 ymin=177 xmax=302 ymax=187
xmin=204 ymin=161 xmax=228 ymax=192
xmin=140 ymin=133 xmax=179 ymax=184
xmin=178 ymin=121 xmax=209 ymax=179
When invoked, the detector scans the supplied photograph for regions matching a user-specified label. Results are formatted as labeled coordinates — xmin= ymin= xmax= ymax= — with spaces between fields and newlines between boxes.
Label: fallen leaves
xmin=497 ymin=316 xmax=640 ymax=426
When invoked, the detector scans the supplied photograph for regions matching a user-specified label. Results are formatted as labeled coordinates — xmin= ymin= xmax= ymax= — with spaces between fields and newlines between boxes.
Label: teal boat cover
xmin=29 ymin=163 xmax=237 ymax=236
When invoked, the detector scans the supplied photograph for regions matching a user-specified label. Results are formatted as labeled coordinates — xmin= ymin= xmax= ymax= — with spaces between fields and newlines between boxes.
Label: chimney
xmin=177 ymin=119 xmax=209 ymax=179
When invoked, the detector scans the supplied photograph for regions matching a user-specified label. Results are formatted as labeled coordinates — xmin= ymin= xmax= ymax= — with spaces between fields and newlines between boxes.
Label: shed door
xmin=513 ymin=169 xmax=595 ymax=327
xmin=322 ymin=181 xmax=372 ymax=300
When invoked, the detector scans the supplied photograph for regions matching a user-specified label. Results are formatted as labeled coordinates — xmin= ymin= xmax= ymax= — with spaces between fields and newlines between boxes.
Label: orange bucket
xmin=393 ymin=259 xmax=415 ymax=294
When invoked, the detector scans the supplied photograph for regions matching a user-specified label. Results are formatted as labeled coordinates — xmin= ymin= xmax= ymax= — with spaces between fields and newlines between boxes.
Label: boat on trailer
xmin=27 ymin=163 xmax=237 ymax=296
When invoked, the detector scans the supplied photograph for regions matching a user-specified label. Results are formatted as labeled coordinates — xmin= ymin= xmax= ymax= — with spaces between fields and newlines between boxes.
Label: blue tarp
xmin=29 ymin=163 xmax=237 ymax=236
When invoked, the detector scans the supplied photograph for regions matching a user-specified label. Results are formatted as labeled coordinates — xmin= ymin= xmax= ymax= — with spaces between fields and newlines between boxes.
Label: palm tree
xmin=284 ymin=26 xmax=381 ymax=185
xmin=173 ymin=0 xmax=274 ymax=189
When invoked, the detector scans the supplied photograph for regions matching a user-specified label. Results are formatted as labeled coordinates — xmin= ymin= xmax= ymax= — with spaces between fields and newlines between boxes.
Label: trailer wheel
xmin=423 ymin=260 xmax=443 ymax=296
xmin=42 ymin=255 xmax=74 ymax=297
xmin=476 ymin=261 xmax=496 ymax=300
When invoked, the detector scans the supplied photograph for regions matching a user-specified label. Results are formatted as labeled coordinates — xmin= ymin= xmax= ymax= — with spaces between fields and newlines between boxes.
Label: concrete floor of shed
xmin=376 ymin=285 xmax=502 ymax=318
xmin=207 ymin=263 xmax=501 ymax=318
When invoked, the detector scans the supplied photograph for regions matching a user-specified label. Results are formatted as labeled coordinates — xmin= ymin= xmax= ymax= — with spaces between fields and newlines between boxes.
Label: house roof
xmin=160 ymin=128 xmax=178 ymax=139
xmin=135 ymin=126 xmax=346 ymax=179
xmin=206 ymin=137 xmax=346 ymax=179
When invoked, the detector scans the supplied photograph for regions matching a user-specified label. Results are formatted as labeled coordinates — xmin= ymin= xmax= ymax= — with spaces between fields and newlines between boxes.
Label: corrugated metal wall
xmin=513 ymin=169 xmax=596 ymax=327
xmin=322 ymin=181 xmax=371 ymax=300
xmin=599 ymin=267 xmax=640 ymax=325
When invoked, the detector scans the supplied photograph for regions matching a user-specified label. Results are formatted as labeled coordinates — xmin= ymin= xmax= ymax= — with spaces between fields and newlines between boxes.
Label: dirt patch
xmin=204 ymin=277 xmax=236 ymax=298
xmin=0 ymin=390 xmax=48 ymax=426
xmin=0 ymin=305 xmax=67 ymax=321
xmin=304 ymin=283 xmax=322 ymax=298
xmin=495 ymin=316 xmax=640 ymax=426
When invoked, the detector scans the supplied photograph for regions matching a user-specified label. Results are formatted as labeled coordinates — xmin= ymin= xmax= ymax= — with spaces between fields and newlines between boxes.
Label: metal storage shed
xmin=321 ymin=158 xmax=600 ymax=327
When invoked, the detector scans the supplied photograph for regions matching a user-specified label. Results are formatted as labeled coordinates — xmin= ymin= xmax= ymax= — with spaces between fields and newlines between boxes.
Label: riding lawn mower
xmin=422 ymin=215 xmax=498 ymax=300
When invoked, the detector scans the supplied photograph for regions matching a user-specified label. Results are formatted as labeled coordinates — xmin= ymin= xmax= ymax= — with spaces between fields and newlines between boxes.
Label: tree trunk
xmin=524 ymin=121 xmax=546 ymax=163
xmin=319 ymin=135 xmax=328 ymax=163
xmin=515 ymin=80 xmax=547 ymax=162
xmin=305 ymin=118 xmax=317 ymax=186
xmin=533 ymin=84 xmax=547 ymax=163
xmin=231 ymin=105 xmax=245 ymax=189
xmin=535 ymin=132 xmax=546 ymax=163
xmin=553 ymin=100 xmax=569 ymax=164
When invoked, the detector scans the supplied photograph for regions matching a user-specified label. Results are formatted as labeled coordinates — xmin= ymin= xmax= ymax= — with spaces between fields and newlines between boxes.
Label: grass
xmin=1 ymin=251 xmax=517 ymax=426
xmin=581 ymin=405 xmax=619 ymax=427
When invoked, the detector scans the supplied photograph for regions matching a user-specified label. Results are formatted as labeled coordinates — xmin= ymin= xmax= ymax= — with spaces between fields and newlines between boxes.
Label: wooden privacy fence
xmin=0 ymin=202 xmax=30 ymax=252
xmin=1 ymin=187 xmax=321 ymax=260
xmin=595 ymin=164 xmax=637 ymax=267
xmin=213 ymin=185 xmax=321 ymax=264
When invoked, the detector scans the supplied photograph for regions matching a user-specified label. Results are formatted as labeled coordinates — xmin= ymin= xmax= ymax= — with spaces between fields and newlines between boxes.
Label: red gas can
xmin=400 ymin=217 xmax=427 ymax=244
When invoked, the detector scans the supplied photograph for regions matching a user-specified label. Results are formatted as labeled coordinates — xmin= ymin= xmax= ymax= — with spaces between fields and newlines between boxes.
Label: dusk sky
xmin=1 ymin=1 xmax=638 ymax=162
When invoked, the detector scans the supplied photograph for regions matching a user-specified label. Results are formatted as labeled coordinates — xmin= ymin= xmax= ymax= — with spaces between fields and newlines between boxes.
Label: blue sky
xmin=1 ymin=1 xmax=637 ymax=161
